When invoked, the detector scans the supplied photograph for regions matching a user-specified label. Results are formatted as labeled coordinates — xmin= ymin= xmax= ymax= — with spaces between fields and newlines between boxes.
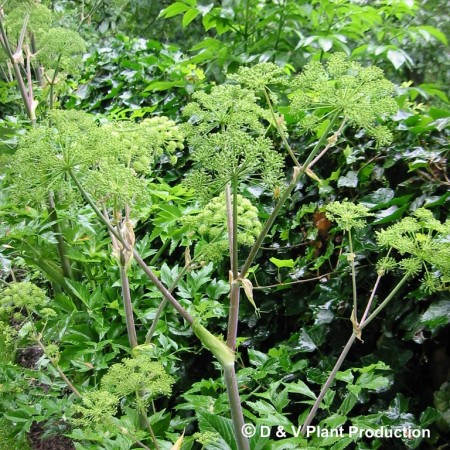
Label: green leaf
xmin=284 ymin=380 xmax=317 ymax=400
xmin=372 ymin=204 xmax=408 ymax=225
xmin=420 ymin=407 xmax=441 ymax=428
xmin=355 ymin=372 xmax=391 ymax=393
xmin=318 ymin=37 xmax=333 ymax=52
xmin=414 ymin=25 xmax=448 ymax=45
xmin=419 ymin=84 xmax=449 ymax=103
xmin=248 ymin=349 xmax=269 ymax=367
xmin=144 ymin=80 xmax=185 ymax=92
xmin=338 ymin=392 xmax=357 ymax=415
xmin=420 ymin=300 xmax=450 ymax=328
xmin=387 ymin=49 xmax=407 ymax=69
xmin=337 ymin=171 xmax=358 ymax=188
xmin=197 ymin=410 xmax=237 ymax=450
xmin=269 ymin=257 xmax=295 ymax=268
xmin=183 ymin=8 xmax=200 ymax=27
xmin=160 ymin=2 xmax=191 ymax=18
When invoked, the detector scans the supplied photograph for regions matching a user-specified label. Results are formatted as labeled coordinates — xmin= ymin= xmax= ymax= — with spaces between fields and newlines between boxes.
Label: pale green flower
xmin=290 ymin=53 xmax=398 ymax=145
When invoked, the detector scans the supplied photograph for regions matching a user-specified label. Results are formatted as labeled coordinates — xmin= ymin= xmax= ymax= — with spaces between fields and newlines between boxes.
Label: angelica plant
xmin=7 ymin=54 xmax=403 ymax=450
xmin=300 ymin=205 xmax=450 ymax=432
xmin=73 ymin=354 xmax=174 ymax=449
xmin=10 ymin=109 xmax=186 ymax=354
xmin=178 ymin=56 xmax=400 ymax=450
xmin=0 ymin=1 xmax=86 ymax=118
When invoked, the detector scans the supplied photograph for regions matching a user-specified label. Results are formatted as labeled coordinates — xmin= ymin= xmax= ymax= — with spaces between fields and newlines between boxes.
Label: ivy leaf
xmin=337 ymin=171 xmax=358 ymax=188
xmin=284 ymin=380 xmax=317 ymax=400
xmin=420 ymin=300 xmax=450 ymax=328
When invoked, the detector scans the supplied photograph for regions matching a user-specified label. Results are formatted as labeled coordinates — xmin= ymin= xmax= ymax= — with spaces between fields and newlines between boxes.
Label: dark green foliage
xmin=0 ymin=1 xmax=449 ymax=449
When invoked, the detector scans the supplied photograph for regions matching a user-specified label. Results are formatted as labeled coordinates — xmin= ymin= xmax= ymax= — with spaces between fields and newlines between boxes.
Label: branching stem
xmin=348 ymin=230 xmax=358 ymax=323
xmin=69 ymin=169 xmax=194 ymax=324
xmin=300 ymin=272 xmax=410 ymax=433
xmin=240 ymin=112 xmax=341 ymax=278
xmin=263 ymin=86 xmax=301 ymax=168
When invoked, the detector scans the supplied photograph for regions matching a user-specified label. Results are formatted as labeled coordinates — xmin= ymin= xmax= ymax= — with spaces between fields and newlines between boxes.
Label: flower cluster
xmin=37 ymin=28 xmax=86 ymax=73
xmin=101 ymin=354 xmax=174 ymax=405
xmin=11 ymin=110 xmax=184 ymax=209
xmin=376 ymin=208 xmax=450 ymax=291
xmin=71 ymin=355 xmax=174 ymax=429
xmin=0 ymin=281 xmax=49 ymax=318
xmin=2 ymin=3 xmax=86 ymax=76
xmin=290 ymin=53 xmax=398 ymax=146
xmin=102 ymin=116 xmax=184 ymax=174
xmin=326 ymin=201 xmax=373 ymax=231
xmin=182 ymin=84 xmax=284 ymax=199
xmin=227 ymin=62 xmax=289 ymax=92
xmin=181 ymin=194 xmax=262 ymax=262
xmin=72 ymin=390 xmax=119 ymax=429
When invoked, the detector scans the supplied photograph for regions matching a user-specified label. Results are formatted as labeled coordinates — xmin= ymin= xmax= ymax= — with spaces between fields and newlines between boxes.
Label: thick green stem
xmin=224 ymin=364 xmax=250 ymax=450
xmin=227 ymin=283 xmax=241 ymax=351
xmin=48 ymin=192 xmax=73 ymax=280
xmin=148 ymin=239 xmax=170 ymax=266
xmin=360 ymin=274 xmax=382 ymax=324
xmin=240 ymin=113 xmax=341 ymax=278
xmin=48 ymin=53 xmax=62 ymax=110
xmin=68 ymin=170 xmax=194 ymax=325
xmin=30 ymin=33 xmax=43 ymax=86
xmin=119 ymin=264 xmax=138 ymax=348
xmin=136 ymin=397 xmax=160 ymax=450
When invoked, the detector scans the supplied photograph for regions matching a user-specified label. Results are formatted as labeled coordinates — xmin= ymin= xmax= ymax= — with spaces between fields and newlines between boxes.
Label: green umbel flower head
xmin=71 ymin=390 xmax=119 ymax=429
xmin=326 ymin=201 xmax=373 ymax=231
xmin=3 ymin=3 xmax=52 ymax=42
xmin=102 ymin=116 xmax=184 ymax=174
xmin=376 ymin=208 xmax=450 ymax=291
xmin=11 ymin=110 xmax=184 ymax=208
xmin=181 ymin=194 xmax=262 ymax=262
xmin=11 ymin=110 xmax=103 ymax=206
xmin=37 ymin=28 xmax=86 ymax=73
xmin=182 ymin=84 xmax=284 ymax=198
xmin=0 ymin=282 xmax=49 ymax=318
xmin=101 ymin=354 xmax=174 ymax=404
xmin=290 ymin=53 xmax=398 ymax=145
xmin=227 ymin=62 xmax=289 ymax=91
